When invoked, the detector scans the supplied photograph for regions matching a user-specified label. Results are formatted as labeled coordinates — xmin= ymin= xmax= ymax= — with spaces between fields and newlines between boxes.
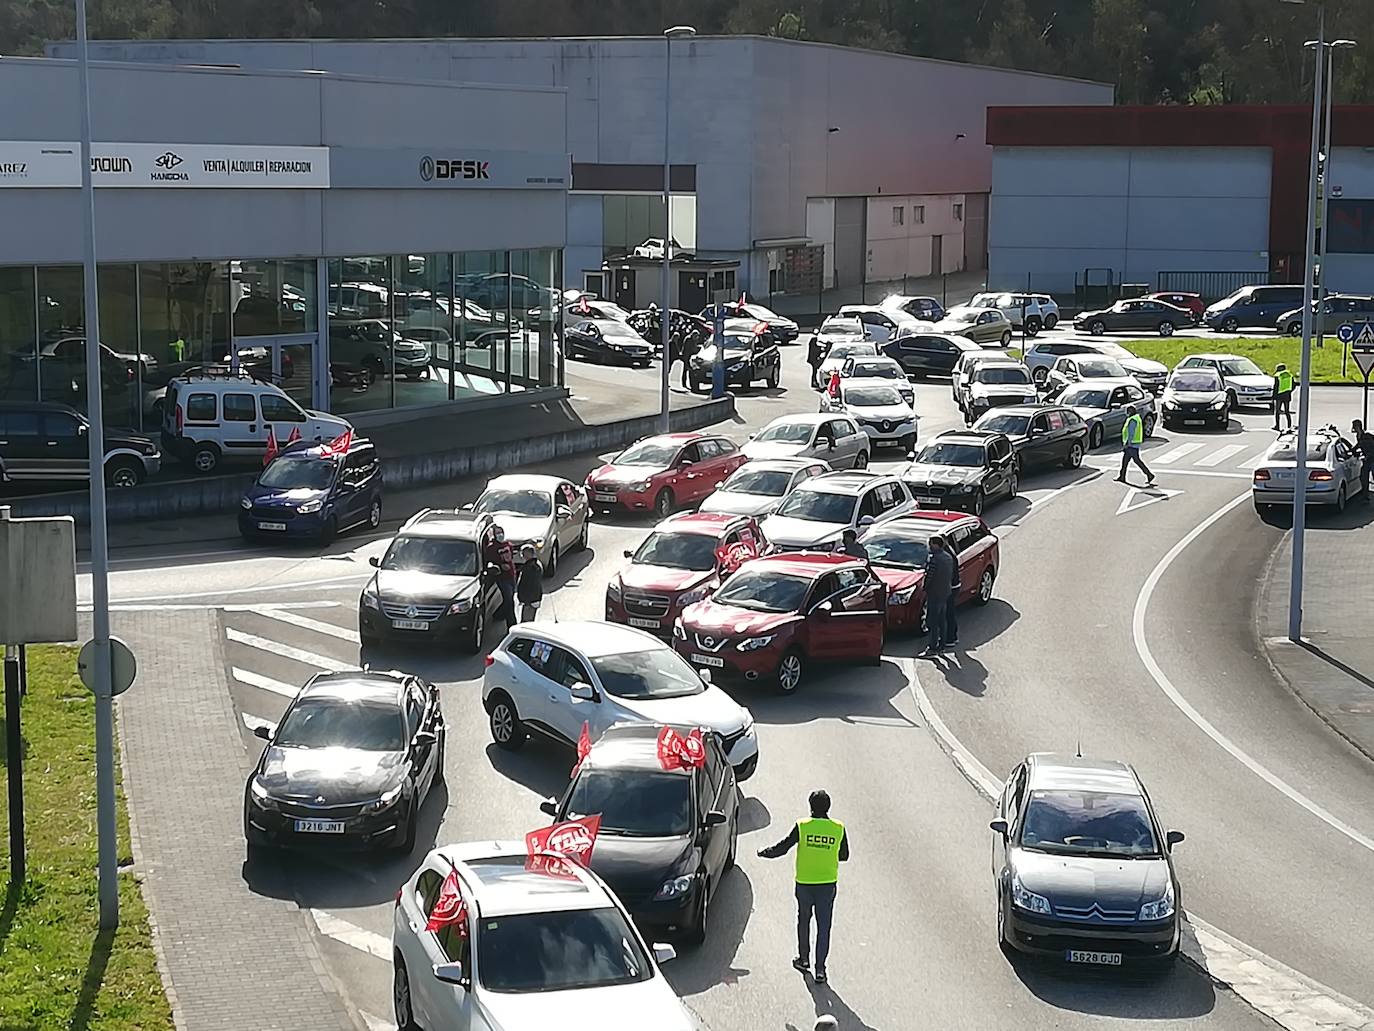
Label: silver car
xmin=699 ymin=457 xmax=831 ymax=517
xmin=471 ymin=473 xmax=590 ymax=576
xmin=1252 ymin=427 xmax=1366 ymax=513
xmin=1175 ymin=353 xmax=1274 ymax=409
xmin=1056 ymin=379 xmax=1157 ymax=450
xmin=818 ymin=340 xmax=878 ymax=381
xmin=742 ymin=414 xmax=871 ymax=469
xmin=761 ymin=470 xmax=916 ymax=551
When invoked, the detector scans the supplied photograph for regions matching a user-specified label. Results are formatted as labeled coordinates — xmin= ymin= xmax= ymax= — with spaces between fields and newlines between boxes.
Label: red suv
xmin=674 ymin=553 xmax=886 ymax=694
xmin=606 ymin=512 xmax=765 ymax=637
xmin=585 ymin=432 xmax=747 ymax=518
xmin=859 ymin=511 xmax=1000 ymax=632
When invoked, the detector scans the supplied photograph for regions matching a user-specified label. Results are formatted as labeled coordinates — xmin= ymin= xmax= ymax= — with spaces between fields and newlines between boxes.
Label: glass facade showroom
xmin=0 ymin=248 xmax=563 ymax=432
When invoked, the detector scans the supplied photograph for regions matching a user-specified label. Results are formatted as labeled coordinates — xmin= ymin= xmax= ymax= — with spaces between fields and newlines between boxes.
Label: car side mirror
xmin=652 ymin=943 xmax=677 ymax=966
xmin=252 ymin=724 xmax=272 ymax=741
xmin=815 ymin=600 xmax=833 ymax=617
xmin=460 ymin=502 xmax=474 ymax=511
xmin=827 ymin=439 xmax=836 ymax=450
xmin=414 ymin=730 xmax=437 ymax=747
xmin=557 ymin=505 xmax=573 ymax=521
xmin=858 ymin=515 xmax=875 ymax=527
xmin=539 ymin=798 xmax=558 ymax=817
xmin=698 ymin=668 xmax=712 ymax=684
xmin=368 ymin=556 xmax=379 ymax=567
xmin=623 ymin=549 xmax=634 ymax=559
xmin=570 ymin=682 xmax=596 ymax=702
xmin=989 ymin=817 xmax=1008 ymax=836
xmin=1166 ymin=829 xmax=1185 ymax=850
xmin=704 ymin=810 xmax=728 ymax=827
xmin=432 ymin=961 xmax=466 ymax=986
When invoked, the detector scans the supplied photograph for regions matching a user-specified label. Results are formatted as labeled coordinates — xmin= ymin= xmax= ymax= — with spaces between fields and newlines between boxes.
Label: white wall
xmin=988 ymin=146 xmax=1271 ymax=293
xmin=1321 ymin=147 xmax=1374 ymax=294
xmin=806 ymin=198 xmax=836 ymax=286
xmin=865 ymin=194 xmax=966 ymax=280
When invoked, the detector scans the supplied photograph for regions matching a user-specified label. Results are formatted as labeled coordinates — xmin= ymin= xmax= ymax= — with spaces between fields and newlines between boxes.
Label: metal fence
xmin=1156 ymin=270 xmax=1270 ymax=302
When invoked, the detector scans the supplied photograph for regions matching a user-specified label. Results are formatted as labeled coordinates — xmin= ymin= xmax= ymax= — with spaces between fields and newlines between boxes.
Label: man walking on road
xmin=1354 ymin=419 xmax=1374 ymax=503
xmin=758 ymin=789 xmax=849 ymax=985
xmin=921 ymin=535 xmax=956 ymax=657
xmin=1274 ymin=363 xmax=1294 ymax=431
xmin=1116 ymin=404 xmax=1155 ymax=486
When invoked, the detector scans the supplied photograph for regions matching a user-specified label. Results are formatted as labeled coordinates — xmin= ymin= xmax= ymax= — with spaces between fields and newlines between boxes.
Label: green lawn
xmin=0 ymin=647 xmax=174 ymax=1031
xmin=1116 ymin=336 xmax=1366 ymax=385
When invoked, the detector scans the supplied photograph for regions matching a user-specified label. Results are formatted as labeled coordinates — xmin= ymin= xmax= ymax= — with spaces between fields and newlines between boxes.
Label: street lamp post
xmin=1312 ymin=38 xmax=1358 ymax=350
xmin=661 ymin=25 xmax=696 ymax=433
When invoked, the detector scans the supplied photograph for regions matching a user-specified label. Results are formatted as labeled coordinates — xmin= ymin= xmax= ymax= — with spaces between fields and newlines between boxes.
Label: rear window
xmin=1271 ymin=443 xmax=1330 ymax=462
xmin=186 ymin=393 xmax=216 ymax=421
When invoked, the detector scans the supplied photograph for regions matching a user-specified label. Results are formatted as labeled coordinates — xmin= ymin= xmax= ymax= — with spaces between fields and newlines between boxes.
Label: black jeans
xmin=1120 ymin=445 xmax=1152 ymax=481
xmin=795 ymin=882 xmax=837 ymax=972
xmin=1274 ymin=393 xmax=1293 ymax=428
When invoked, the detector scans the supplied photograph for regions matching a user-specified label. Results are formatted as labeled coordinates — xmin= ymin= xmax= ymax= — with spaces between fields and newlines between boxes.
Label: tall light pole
xmin=661 ymin=25 xmax=696 ymax=432
xmin=1311 ymin=37 xmax=1358 ymax=349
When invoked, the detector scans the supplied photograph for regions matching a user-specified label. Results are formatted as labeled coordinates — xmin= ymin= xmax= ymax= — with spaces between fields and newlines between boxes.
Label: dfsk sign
xmin=419 ymin=155 xmax=491 ymax=182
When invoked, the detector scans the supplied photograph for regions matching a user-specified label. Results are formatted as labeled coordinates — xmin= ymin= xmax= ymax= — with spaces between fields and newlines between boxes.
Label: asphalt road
xmin=87 ymin=346 xmax=1374 ymax=1031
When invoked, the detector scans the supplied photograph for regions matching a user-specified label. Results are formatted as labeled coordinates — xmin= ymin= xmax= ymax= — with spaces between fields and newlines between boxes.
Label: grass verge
xmin=1 ymin=646 xmax=173 ymax=1031
xmin=1107 ymin=336 xmax=1366 ymax=385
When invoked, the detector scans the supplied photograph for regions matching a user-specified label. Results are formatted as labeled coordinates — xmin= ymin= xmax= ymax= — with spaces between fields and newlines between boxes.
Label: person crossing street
xmin=1274 ymin=363 xmax=1294 ymax=431
xmin=758 ymin=789 xmax=849 ymax=985
xmin=1116 ymin=403 xmax=1154 ymax=486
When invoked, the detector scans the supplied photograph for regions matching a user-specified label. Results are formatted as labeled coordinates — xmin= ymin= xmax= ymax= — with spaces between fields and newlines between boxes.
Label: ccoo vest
xmin=1277 ymin=370 xmax=1294 ymax=394
xmin=795 ymin=817 xmax=845 ymax=885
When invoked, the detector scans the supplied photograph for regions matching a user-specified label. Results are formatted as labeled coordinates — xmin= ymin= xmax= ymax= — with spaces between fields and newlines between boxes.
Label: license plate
xmin=595 ymin=493 xmax=618 ymax=503
xmin=1183 ymin=419 xmax=1205 ymax=425
xmin=1275 ymin=470 xmax=1294 ymax=480
xmin=627 ymin=617 xmax=661 ymax=629
xmin=391 ymin=619 xmax=430 ymax=631
xmin=1066 ymin=950 xmax=1122 ymax=966
xmin=257 ymin=521 xmax=287 ymax=531
xmin=691 ymin=654 xmax=725 ymax=668
xmin=294 ymin=819 xmax=345 ymax=834
xmin=916 ymin=496 xmax=941 ymax=505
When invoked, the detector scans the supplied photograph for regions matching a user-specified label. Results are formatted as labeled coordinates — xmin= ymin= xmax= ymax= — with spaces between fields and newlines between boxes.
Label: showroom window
xmin=0 ymin=266 xmax=35 ymax=406
xmin=328 ymin=255 xmax=394 ymax=416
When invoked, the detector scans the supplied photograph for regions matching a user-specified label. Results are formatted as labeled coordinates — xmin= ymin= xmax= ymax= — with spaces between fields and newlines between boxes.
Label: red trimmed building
xmin=985 ymin=104 xmax=1374 ymax=300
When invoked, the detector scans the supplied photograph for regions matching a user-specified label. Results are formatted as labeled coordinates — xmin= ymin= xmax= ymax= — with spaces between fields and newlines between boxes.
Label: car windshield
xmin=849 ymin=363 xmax=901 ymax=379
xmin=1219 ymin=357 xmax=1263 ymax=376
xmin=712 ymin=569 xmax=812 ymax=612
xmin=977 ymin=413 xmax=1031 ymax=435
xmin=257 ymin=456 xmax=337 ymax=491
xmin=476 ymin=489 xmax=553 ymax=518
xmin=861 ymin=532 xmax=930 ymax=569
xmin=566 ymin=769 xmax=692 ymax=836
xmin=720 ymin=334 xmax=754 ymax=351
xmin=975 ymin=367 xmax=1031 ymax=385
xmin=756 ymin=421 xmax=815 ymax=445
xmin=381 ymin=535 xmax=478 ymax=576
xmin=1078 ymin=361 xmax=1123 ymax=378
xmin=1018 ymin=789 xmax=1160 ymax=858
xmin=914 ymin=442 xmax=986 ymax=467
xmin=776 ymin=488 xmax=857 ymax=523
xmin=723 ymin=468 xmax=792 ymax=496
xmin=1094 ymin=344 xmax=1135 ymax=361
xmin=828 ymin=343 xmax=877 ymax=361
xmin=632 ymin=531 xmax=719 ymax=571
xmin=947 ymin=311 xmax=977 ymax=323
xmin=821 ymin=319 xmax=863 ymax=337
xmin=1170 ymin=373 xmax=1222 ymax=392
xmin=477 ymin=908 xmax=651 ymax=993
xmin=616 ymin=441 xmax=678 ymax=466
xmin=590 ymin=647 xmax=706 ymax=700
xmin=1271 ymin=442 xmax=1331 ymax=462
xmin=273 ymin=697 xmax=405 ymax=751
xmin=843 ymin=385 xmax=903 ymax=406
xmin=1061 ymin=387 xmax=1110 ymax=409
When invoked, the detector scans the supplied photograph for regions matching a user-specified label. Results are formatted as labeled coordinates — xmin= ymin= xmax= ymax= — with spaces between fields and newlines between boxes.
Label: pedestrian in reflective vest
xmin=758 ymin=789 xmax=849 ymax=984
xmin=1116 ymin=404 xmax=1155 ymax=486
xmin=1274 ymin=363 xmax=1294 ymax=431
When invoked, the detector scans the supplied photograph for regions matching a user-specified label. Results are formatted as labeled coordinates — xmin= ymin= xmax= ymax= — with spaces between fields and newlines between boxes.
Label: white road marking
xmin=94 ymin=572 xmax=370 ymax=606
xmin=1153 ymin=443 xmax=1206 ymax=464
xmin=231 ymin=667 xmax=300 ymax=699
xmin=903 ymin=657 xmax=1374 ymax=1031
xmin=1241 ymin=450 xmax=1271 ymax=468
xmin=309 ymin=910 xmax=391 ymax=961
xmin=251 ymin=606 xmax=361 ymax=643
xmin=1087 ymin=460 xmax=1254 ymax=482
xmin=225 ymin=628 xmax=352 ymax=673
xmin=1132 ymin=492 xmax=1374 ymax=855
xmin=360 ymin=1013 xmax=397 ymax=1031
xmin=1195 ymin=444 xmax=1249 ymax=467
xmin=1116 ymin=486 xmax=1184 ymax=515
xmin=94 ymin=601 xmax=341 ymax=613
xmin=240 ymin=712 xmax=275 ymax=734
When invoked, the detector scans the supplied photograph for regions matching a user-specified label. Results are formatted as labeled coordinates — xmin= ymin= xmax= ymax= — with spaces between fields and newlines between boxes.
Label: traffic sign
xmin=1338 ymin=322 xmax=1358 ymax=344
xmin=1353 ymin=346 xmax=1374 ymax=377
xmin=1359 ymin=323 xmax=1374 ymax=346
xmin=77 ymin=636 xmax=137 ymax=697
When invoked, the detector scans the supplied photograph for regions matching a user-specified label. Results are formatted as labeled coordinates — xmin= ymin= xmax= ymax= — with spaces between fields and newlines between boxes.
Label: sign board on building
xmin=329 ymin=147 xmax=569 ymax=191
xmin=0 ymin=141 xmax=330 ymax=188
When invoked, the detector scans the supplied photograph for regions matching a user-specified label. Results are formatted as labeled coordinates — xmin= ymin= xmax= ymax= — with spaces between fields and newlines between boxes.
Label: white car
xmin=482 ymin=621 xmax=759 ymax=777
xmin=817 ymin=340 xmax=878 ymax=381
xmin=821 ymin=380 xmax=918 ymax=450
xmin=959 ymin=361 xmax=1039 ymax=424
xmin=1252 ymin=426 xmax=1366 ymax=513
xmin=699 ymin=457 xmax=831 ymax=517
xmin=1175 ymin=353 xmax=1275 ymax=409
xmin=836 ymin=304 xmax=921 ymax=344
xmin=471 ymin=474 xmax=590 ymax=576
xmin=839 ymin=355 xmax=915 ymax=406
xmin=969 ymin=291 xmax=1060 ymax=334
xmin=952 ymin=349 xmax=1012 ymax=404
xmin=741 ymin=414 xmax=870 ymax=468
xmin=392 ymin=840 xmax=696 ymax=1031
xmin=760 ymin=470 xmax=916 ymax=551
xmin=632 ymin=237 xmax=687 ymax=260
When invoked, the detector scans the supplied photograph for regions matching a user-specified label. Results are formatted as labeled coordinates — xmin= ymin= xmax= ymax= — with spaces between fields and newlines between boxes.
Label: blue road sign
xmin=1338 ymin=322 xmax=1357 ymax=344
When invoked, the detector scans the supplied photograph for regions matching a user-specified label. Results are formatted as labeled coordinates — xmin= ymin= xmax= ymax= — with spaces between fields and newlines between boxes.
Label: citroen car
xmin=901 ymin=431 xmax=1017 ymax=516
xmin=472 ymin=473 xmax=590 ymax=577
xmin=860 ymin=510 xmax=999 ymax=633
xmin=585 ymin=432 xmax=746 ymax=517
xmin=991 ymin=754 xmax=1184 ymax=968
xmin=1159 ymin=368 xmax=1231 ymax=431
xmin=1056 ymin=380 xmax=1157 ymax=450
xmin=698 ymin=457 xmax=831 ymax=518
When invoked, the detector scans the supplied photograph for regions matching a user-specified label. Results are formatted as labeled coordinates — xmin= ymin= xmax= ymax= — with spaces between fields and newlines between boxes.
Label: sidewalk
xmin=1258 ymin=503 xmax=1374 ymax=759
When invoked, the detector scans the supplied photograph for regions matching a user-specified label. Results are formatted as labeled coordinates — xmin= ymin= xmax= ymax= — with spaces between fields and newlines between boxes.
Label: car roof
xmin=979 ymin=403 xmax=1054 ymax=415
xmin=1184 ymin=353 xmax=1246 ymax=361
xmin=515 ymin=620 xmax=670 ymax=659
xmin=399 ymin=509 xmax=489 ymax=539
xmin=301 ymin=670 xmax=407 ymax=705
xmin=877 ymin=511 xmax=980 ymax=535
xmin=1060 ymin=377 xmax=1141 ymax=390
xmin=847 ymin=356 xmax=903 ymax=367
xmin=1025 ymin=753 xmax=1143 ymax=796
xmin=657 ymin=511 xmax=743 ymax=535
xmin=437 ymin=842 xmax=614 ymax=916
xmin=973 ymin=359 xmax=1025 ymax=369
xmin=736 ymin=456 xmax=826 ymax=472
xmin=484 ymin=474 xmax=564 ymax=492
xmin=743 ymin=552 xmax=863 ymax=578
xmin=765 ymin=413 xmax=833 ymax=427
xmin=804 ymin=470 xmax=886 ymax=494
xmin=584 ymin=722 xmax=707 ymax=777
xmin=932 ymin=430 xmax=996 ymax=445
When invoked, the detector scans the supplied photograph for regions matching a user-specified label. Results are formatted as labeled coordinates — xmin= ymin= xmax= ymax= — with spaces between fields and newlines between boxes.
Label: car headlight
xmin=362 ymin=781 xmax=406 ymax=815
xmin=606 ymin=578 xmax=622 ymax=600
xmin=249 ymin=776 xmax=279 ymax=811
xmin=361 ymin=585 xmax=380 ymax=610
xmin=1138 ymin=883 xmax=1175 ymax=921
xmin=678 ymin=586 xmax=709 ymax=607
xmin=654 ymin=874 xmax=696 ymax=900
xmin=672 ymin=619 xmax=686 ymax=640
xmin=889 ymin=586 xmax=918 ymax=605
xmin=1210 ymin=399 xmax=1227 ymax=409
xmin=628 ymin=481 xmax=652 ymax=492
xmin=449 ymin=596 xmax=474 ymax=614
xmin=737 ymin=635 xmax=775 ymax=652
xmin=1011 ymin=874 xmax=1052 ymax=915
xmin=1162 ymin=399 xmax=1178 ymax=409
xmin=529 ymin=537 xmax=545 ymax=550
xmin=297 ymin=499 xmax=324 ymax=515
xmin=240 ymin=496 xmax=253 ymax=510
xmin=950 ymin=483 xmax=973 ymax=493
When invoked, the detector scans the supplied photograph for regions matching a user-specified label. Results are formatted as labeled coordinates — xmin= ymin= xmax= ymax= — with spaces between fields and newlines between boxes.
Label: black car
xmin=971 ymin=405 xmax=1089 ymax=472
xmin=687 ymin=329 xmax=781 ymax=392
xmin=243 ymin=669 xmax=445 ymax=857
xmin=882 ymin=330 xmax=981 ymax=378
xmin=1159 ymin=368 xmax=1230 ymax=431
xmin=901 ymin=430 xmax=1018 ymax=516
xmin=359 ymin=508 xmax=505 ymax=653
xmin=541 ymin=722 xmax=738 ymax=945
xmin=626 ymin=308 xmax=711 ymax=347
xmin=1074 ymin=299 xmax=1193 ymax=337
xmin=239 ymin=437 xmax=383 ymax=542
xmin=562 ymin=319 xmax=656 ymax=366
xmin=0 ymin=401 xmax=161 ymax=488
xmin=990 ymin=753 xmax=1184 ymax=968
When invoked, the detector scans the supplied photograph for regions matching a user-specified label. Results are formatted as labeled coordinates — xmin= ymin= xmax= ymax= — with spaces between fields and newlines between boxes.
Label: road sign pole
xmin=5 ymin=645 xmax=23 ymax=886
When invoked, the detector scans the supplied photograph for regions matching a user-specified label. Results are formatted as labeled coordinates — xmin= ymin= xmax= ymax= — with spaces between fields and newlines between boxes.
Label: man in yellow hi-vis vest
xmin=1116 ymin=403 xmax=1155 ymax=486
xmin=1273 ymin=363 xmax=1294 ymax=431
xmin=758 ymin=789 xmax=849 ymax=984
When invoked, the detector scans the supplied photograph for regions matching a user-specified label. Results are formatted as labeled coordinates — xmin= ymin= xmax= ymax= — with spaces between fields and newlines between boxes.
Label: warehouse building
xmin=51 ymin=36 xmax=1112 ymax=301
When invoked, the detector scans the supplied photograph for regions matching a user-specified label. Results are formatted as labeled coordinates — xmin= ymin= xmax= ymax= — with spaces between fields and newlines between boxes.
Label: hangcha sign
xmin=0 ymin=141 xmax=330 ymax=188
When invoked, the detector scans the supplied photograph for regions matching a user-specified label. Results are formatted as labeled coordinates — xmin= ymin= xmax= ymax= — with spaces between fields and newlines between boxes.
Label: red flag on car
xmin=753 ymin=321 xmax=769 ymax=336
xmin=577 ymin=295 xmax=592 ymax=315
xmin=526 ymin=815 xmax=602 ymax=877
xmin=715 ymin=533 xmax=760 ymax=576
xmin=656 ymin=726 xmax=706 ymax=771
xmin=318 ymin=428 xmax=353 ymax=457
xmin=263 ymin=426 xmax=279 ymax=467
xmin=286 ymin=426 xmax=302 ymax=445
xmin=572 ymin=721 xmax=592 ymax=776
xmin=424 ymin=868 xmax=468 ymax=936
xmin=735 ymin=292 xmax=748 ymax=316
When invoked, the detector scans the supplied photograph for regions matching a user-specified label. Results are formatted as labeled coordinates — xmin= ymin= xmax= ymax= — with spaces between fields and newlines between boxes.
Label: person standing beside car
xmin=1353 ymin=419 xmax=1374 ymax=503
xmin=808 ymin=331 xmax=826 ymax=389
xmin=1273 ymin=363 xmax=1294 ymax=431
xmin=485 ymin=526 xmax=517 ymax=631
xmin=516 ymin=543 xmax=544 ymax=622
xmin=921 ymin=536 xmax=956 ymax=658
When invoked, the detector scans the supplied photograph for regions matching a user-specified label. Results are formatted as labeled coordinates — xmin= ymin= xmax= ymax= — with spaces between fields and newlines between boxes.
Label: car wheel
xmin=464 ymin=602 xmax=485 ymax=655
xmin=319 ymin=516 xmax=338 ymax=545
xmin=392 ymin=798 xmax=419 ymax=855
xmin=970 ymin=488 xmax=986 ymax=516
xmin=1335 ymin=483 xmax=1347 ymax=514
xmin=1158 ymin=321 xmax=1175 ymax=337
xmin=997 ymin=893 xmax=1016 ymax=959
xmin=1045 ymin=313 xmax=1059 ymax=330
xmin=1025 ymin=317 xmax=1042 ymax=336
xmin=854 ymin=450 xmax=870 ymax=470
xmin=105 ymin=458 xmax=143 ymax=489
xmin=1286 ymin=320 xmax=1302 ymax=336
xmin=1227 ymin=389 xmax=1239 ymax=410
xmin=1144 ymin=414 xmax=1156 ymax=438
xmin=576 ymin=517 xmax=590 ymax=551
xmin=1222 ymin=316 xmax=1240 ymax=333
xmin=545 ymin=542 xmax=560 ymax=578
xmin=1032 ymin=366 xmax=1049 ymax=387
xmin=1216 ymin=409 xmax=1230 ymax=430
xmin=393 ymin=956 xmax=421 ymax=1031
xmin=683 ymin=877 xmax=710 ymax=946
xmin=776 ymin=648 xmax=805 ymax=694
xmin=765 ymin=364 xmax=779 ymax=389
xmin=1000 ymin=330 xmax=1013 ymax=346
xmin=1064 ymin=442 xmax=1084 ymax=469
xmin=1089 ymin=423 xmax=1104 ymax=449
xmin=654 ymin=488 xmax=675 ymax=518
xmin=190 ymin=443 xmax=220 ymax=474
xmin=1090 ymin=320 xmax=1106 ymax=336
xmin=367 ymin=497 xmax=382 ymax=531
xmin=488 ymin=692 xmax=526 ymax=750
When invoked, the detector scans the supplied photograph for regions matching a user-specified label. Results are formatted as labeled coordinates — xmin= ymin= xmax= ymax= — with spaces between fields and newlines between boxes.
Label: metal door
xmin=931 ymin=235 xmax=944 ymax=277
xmin=833 ymin=198 xmax=866 ymax=289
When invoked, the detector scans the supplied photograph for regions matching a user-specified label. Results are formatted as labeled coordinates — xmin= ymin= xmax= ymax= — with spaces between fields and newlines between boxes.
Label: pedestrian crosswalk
xmin=1085 ymin=435 xmax=1278 ymax=476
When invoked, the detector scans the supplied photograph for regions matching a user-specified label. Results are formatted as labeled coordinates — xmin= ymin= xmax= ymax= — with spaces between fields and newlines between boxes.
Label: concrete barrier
xmin=4 ymin=396 xmax=737 ymax=525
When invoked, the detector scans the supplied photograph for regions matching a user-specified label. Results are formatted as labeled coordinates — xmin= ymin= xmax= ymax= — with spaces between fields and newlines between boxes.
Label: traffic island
xmin=0 ymin=645 xmax=174 ymax=1031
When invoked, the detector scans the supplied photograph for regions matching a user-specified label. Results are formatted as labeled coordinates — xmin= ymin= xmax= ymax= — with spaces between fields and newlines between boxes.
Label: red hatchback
xmin=606 ymin=512 xmax=765 ymax=637
xmin=859 ymin=511 xmax=1000 ymax=632
xmin=585 ymin=432 xmax=747 ymax=518
xmin=675 ymin=553 xmax=886 ymax=694
xmin=1149 ymin=292 xmax=1204 ymax=324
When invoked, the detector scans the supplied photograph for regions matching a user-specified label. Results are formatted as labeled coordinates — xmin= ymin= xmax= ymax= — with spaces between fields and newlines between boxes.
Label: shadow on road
xmin=1255 ymin=497 xmax=1374 ymax=530
xmin=736 ymin=794 xmax=772 ymax=836
xmin=662 ymin=869 xmax=754 ymax=997
xmin=742 ymin=658 xmax=913 ymax=727
xmin=1009 ymin=955 xmax=1218 ymax=1019
xmin=1300 ymin=640 xmax=1374 ymax=691
xmin=807 ymin=978 xmax=881 ymax=1031
xmin=484 ymin=738 xmax=573 ymax=801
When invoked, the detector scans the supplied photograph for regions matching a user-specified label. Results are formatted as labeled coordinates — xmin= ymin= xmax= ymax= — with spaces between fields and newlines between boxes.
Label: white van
xmin=160 ymin=369 xmax=351 ymax=474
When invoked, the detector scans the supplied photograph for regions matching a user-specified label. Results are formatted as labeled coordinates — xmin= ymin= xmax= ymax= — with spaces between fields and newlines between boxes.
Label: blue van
xmin=239 ymin=437 xmax=382 ymax=543
xmin=1203 ymin=284 xmax=1305 ymax=332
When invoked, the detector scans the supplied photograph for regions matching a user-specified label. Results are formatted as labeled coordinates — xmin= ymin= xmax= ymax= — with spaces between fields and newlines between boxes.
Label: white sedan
xmin=393 ymin=840 xmax=695 ymax=1031
xmin=818 ymin=340 xmax=878 ymax=381
xmin=482 ymin=620 xmax=759 ymax=779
